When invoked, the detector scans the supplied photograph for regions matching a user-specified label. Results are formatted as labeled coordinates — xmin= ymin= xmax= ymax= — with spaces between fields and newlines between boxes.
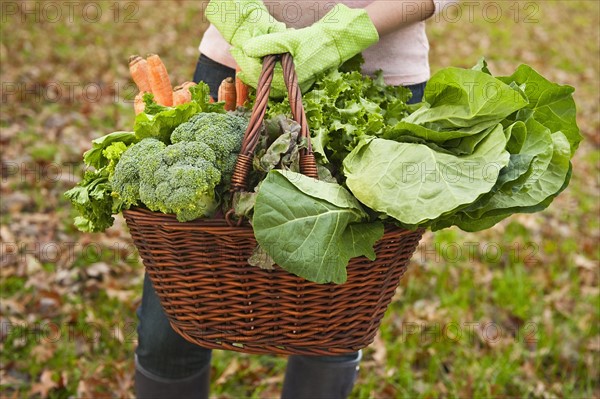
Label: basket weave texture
xmin=123 ymin=54 xmax=424 ymax=355
xmin=124 ymin=207 xmax=423 ymax=355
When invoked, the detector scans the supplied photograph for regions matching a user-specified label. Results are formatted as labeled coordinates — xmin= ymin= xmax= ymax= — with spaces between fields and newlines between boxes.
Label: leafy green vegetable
xmin=83 ymin=131 xmax=137 ymax=169
xmin=420 ymin=63 xmax=581 ymax=231
xmin=267 ymin=69 xmax=411 ymax=166
xmin=254 ymin=116 xmax=302 ymax=174
xmin=134 ymin=83 xmax=225 ymax=143
xmin=66 ymin=131 xmax=137 ymax=232
xmin=409 ymin=67 xmax=527 ymax=130
xmin=253 ymin=170 xmax=384 ymax=284
xmin=383 ymin=67 xmax=528 ymax=151
xmin=344 ymin=124 xmax=510 ymax=225
xmin=433 ymin=165 xmax=573 ymax=232
xmin=64 ymin=170 xmax=116 ymax=233
xmin=455 ymin=132 xmax=571 ymax=221
xmin=102 ymin=142 xmax=130 ymax=177
xmin=498 ymin=64 xmax=581 ymax=154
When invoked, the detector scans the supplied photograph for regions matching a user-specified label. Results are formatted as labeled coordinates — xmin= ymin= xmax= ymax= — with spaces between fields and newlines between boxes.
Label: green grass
xmin=1 ymin=1 xmax=598 ymax=398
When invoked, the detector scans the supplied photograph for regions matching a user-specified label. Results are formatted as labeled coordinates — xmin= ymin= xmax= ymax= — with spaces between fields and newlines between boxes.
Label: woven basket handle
xmin=229 ymin=54 xmax=318 ymax=195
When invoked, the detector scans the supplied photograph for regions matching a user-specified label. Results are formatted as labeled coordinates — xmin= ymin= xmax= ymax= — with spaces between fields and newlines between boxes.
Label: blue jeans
xmin=135 ymin=55 xmax=426 ymax=379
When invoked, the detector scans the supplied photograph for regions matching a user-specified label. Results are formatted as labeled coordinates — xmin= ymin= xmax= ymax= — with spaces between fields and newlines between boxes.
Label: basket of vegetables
xmin=66 ymin=52 xmax=581 ymax=355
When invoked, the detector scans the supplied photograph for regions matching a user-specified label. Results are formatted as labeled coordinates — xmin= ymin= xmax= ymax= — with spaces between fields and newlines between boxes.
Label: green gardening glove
xmin=206 ymin=0 xmax=286 ymax=46
xmin=207 ymin=0 xmax=288 ymax=95
xmin=236 ymin=4 xmax=379 ymax=95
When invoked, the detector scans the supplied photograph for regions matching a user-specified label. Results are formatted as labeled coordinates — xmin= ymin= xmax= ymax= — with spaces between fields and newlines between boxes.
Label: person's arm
xmin=365 ymin=0 xmax=435 ymax=36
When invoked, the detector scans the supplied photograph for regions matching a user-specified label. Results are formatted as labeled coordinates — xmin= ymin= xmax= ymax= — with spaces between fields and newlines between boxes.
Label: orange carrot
xmin=134 ymin=92 xmax=145 ymax=115
xmin=146 ymin=54 xmax=173 ymax=106
xmin=129 ymin=55 xmax=152 ymax=93
xmin=172 ymin=88 xmax=185 ymax=106
xmin=180 ymin=81 xmax=197 ymax=99
xmin=172 ymin=82 xmax=196 ymax=105
xmin=172 ymin=87 xmax=188 ymax=106
xmin=181 ymin=81 xmax=196 ymax=90
xmin=218 ymin=77 xmax=236 ymax=111
xmin=235 ymin=67 xmax=249 ymax=107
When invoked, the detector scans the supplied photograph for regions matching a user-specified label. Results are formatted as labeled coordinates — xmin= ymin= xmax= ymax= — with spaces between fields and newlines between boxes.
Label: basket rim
xmin=123 ymin=206 xmax=253 ymax=232
xmin=122 ymin=205 xmax=425 ymax=235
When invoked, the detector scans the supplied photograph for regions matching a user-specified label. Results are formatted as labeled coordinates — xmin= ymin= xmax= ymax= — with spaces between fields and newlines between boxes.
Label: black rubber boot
xmin=281 ymin=351 xmax=362 ymax=399
xmin=134 ymin=356 xmax=211 ymax=399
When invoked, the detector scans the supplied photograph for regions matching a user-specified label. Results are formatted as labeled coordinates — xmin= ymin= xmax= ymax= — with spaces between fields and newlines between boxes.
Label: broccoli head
xmin=139 ymin=141 xmax=221 ymax=222
xmin=171 ymin=112 xmax=247 ymax=167
xmin=110 ymin=138 xmax=166 ymax=207
xmin=110 ymin=113 xmax=248 ymax=221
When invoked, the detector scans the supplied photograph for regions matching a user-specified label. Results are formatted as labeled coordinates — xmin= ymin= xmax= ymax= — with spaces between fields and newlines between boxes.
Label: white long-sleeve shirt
xmin=199 ymin=0 xmax=456 ymax=85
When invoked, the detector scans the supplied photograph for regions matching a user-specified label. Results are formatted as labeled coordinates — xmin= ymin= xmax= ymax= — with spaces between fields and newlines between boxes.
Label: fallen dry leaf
xmin=29 ymin=369 xmax=58 ymax=398
xmin=372 ymin=330 xmax=387 ymax=365
xmin=31 ymin=344 xmax=56 ymax=363
xmin=216 ymin=358 xmax=240 ymax=385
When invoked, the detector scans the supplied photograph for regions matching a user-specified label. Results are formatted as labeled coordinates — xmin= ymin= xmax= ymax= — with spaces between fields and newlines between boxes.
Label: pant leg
xmin=193 ymin=54 xmax=236 ymax=100
xmin=136 ymin=273 xmax=213 ymax=379
xmin=308 ymin=352 xmax=361 ymax=363
xmin=405 ymin=81 xmax=427 ymax=104
xmin=283 ymin=351 xmax=363 ymax=399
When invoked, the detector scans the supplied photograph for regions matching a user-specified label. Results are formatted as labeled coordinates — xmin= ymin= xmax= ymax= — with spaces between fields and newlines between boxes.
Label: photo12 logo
xmin=433 ymin=1 xmax=540 ymax=24
xmin=419 ymin=241 xmax=539 ymax=264
xmin=1 ymin=241 xmax=140 ymax=267
xmin=398 ymin=321 xmax=539 ymax=345
xmin=1 ymin=2 xmax=139 ymax=24
xmin=1 ymin=81 xmax=137 ymax=105
xmin=1 ymin=320 xmax=138 ymax=344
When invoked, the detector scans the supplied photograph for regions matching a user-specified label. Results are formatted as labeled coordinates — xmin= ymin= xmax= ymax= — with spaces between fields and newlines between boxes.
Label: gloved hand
xmin=235 ymin=4 xmax=379 ymax=95
xmin=206 ymin=0 xmax=286 ymax=47
xmin=207 ymin=0 xmax=288 ymax=96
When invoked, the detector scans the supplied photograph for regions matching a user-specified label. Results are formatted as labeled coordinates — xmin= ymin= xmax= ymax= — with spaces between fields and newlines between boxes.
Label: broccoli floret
xmin=171 ymin=113 xmax=247 ymax=191
xmin=139 ymin=141 xmax=221 ymax=222
xmin=171 ymin=112 xmax=247 ymax=169
xmin=110 ymin=138 xmax=166 ymax=207
xmin=220 ymin=152 xmax=240 ymax=188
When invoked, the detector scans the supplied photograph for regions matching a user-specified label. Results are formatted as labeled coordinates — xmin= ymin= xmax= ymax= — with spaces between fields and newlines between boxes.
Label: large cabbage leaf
xmin=388 ymin=67 xmax=528 ymax=142
xmin=424 ymin=64 xmax=579 ymax=232
xmin=343 ymin=124 xmax=510 ymax=225
xmin=253 ymin=170 xmax=383 ymax=284
xmin=498 ymin=64 xmax=581 ymax=154
xmin=457 ymin=131 xmax=571 ymax=220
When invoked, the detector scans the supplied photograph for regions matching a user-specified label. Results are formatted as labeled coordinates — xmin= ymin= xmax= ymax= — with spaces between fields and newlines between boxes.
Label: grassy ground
xmin=0 ymin=1 xmax=598 ymax=398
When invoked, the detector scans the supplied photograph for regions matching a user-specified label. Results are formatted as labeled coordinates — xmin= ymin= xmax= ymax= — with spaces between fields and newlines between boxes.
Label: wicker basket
xmin=123 ymin=54 xmax=424 ymax=355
